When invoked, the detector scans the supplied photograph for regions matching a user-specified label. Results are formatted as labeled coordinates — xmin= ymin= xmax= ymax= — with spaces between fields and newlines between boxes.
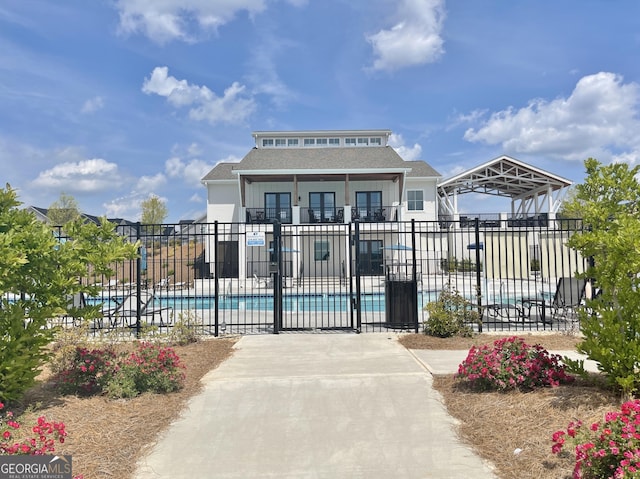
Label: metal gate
xmin=268 ymin=221 xmax=419 ymax=333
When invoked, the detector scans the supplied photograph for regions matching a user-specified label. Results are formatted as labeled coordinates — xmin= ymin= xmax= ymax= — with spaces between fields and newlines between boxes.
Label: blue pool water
xmin=153 ymin=291 xmax=440 ymax=313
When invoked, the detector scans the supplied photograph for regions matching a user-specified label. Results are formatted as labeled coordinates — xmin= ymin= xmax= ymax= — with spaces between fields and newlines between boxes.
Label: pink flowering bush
xmin=55 ymin=343 xmax=184 ymax=398
xmin=1 ymin=402 xmax=84 ymax=478
xmin=0 ymin=402 xmax=67 ymax=455
xmin=105 ymin=342 xmax=185 ymax=399
xmin=456 ymin=336 xmax=574 ymax=391
xmin=552 ymin=399 xmax=640 ymax=479
xmin=55 ymin=347 xmax=117 ymax=396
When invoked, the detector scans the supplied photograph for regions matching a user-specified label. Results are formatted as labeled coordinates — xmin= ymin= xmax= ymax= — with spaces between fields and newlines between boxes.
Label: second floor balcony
xmin=245 ymin=205 xmax=399 ymax=224
xmin=246 ymin=207 xmax=293 ymax=224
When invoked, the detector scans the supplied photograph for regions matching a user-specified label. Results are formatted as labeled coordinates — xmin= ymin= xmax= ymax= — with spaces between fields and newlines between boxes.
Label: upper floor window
xmin=262 ymin=139 xmax=274 ymax=147
xmin=304 ymin=138 xmax=315 ymax=146
xmin=288 ymin=138 xmax=299 ymax=146
xmin=316 ymin=138 xmax=327 ymax=145
xmin=345 ymin=138 xmax=356 ymax=145
xmin=370 ymin=137 xmax=382 ymax=145
xmin=407 ymin=190 xmax=424 ymax=211
xmin=328 ymin=138 xmax=340 ymax=145
xmin=275 ymin=138 xmax=286 ymax=147
xmin=357 ymin=138 xmax=369 ymax=145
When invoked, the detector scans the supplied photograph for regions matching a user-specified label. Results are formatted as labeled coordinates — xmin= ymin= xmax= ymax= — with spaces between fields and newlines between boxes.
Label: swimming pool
xmin=153 ymin=291 xmax=440 ymax=313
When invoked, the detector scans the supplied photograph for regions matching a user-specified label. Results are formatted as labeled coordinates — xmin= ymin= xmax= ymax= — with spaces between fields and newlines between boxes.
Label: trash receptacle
xmin=385 ymin=277 xmax=418 ymax=329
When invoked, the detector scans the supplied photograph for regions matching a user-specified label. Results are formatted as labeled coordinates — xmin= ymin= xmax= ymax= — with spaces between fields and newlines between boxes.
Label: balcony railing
xmin=304 ymin=207 xmax=344 ymax=224
xmin=351 ymin=206 xmax=397 ymax=222
xmin=246 ymin=208 xmax=293 ymax=224
xmin=438 ymin=213 xmax=549 ymax=229
xmin=245 ymin=206 xmax=398 ymax=224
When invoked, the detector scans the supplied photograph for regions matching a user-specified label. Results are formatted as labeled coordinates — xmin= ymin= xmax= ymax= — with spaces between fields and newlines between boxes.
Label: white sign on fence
xmin=246 ymin=231 xmax=266 ymax=247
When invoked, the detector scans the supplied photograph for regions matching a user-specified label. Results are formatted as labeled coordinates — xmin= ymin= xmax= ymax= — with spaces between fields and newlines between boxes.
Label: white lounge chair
xmin=253 ymin=274 xmax=272 ymax=288
xmin=100 ymin=290 xmax=172 ymax=329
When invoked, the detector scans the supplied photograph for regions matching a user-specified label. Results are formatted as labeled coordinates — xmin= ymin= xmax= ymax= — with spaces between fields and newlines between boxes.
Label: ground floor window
xmin=314 ymin=241 xmax=330 ymax=261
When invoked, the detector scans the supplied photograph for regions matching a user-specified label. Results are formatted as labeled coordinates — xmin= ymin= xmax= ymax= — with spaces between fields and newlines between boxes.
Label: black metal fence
xmin=44 ymin=218 xmax=588 ymax=336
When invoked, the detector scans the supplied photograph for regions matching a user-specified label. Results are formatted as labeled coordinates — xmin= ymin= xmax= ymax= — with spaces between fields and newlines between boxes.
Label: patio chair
xmin=484 ymin=302 xmax=526 ymax=322
xmin=100 ymin=290 xmax=172 ymax=329
xmin=374 ymin=209 xmax=386 ymax=222
xmin=253 ymin=273 xmax=272 ymax=288
xmin=520 ymin=277 xmax=587 ymax=323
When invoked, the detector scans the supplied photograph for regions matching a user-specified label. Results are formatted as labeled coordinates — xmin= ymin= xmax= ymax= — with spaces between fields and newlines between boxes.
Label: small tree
xmin=566 ymin=158 xmax=640 ymax=397
xmin=47 ymin=192 xmax=81 ymax=226
xmin=141 ymin=195 xmax=168 ymax=235
xmin=0 ymin=185 xmax=138 ymax=403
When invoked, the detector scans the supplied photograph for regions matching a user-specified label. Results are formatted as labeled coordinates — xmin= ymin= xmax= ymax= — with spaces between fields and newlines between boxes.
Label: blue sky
xmin=2 ymin=0 xmax=640 ymax=222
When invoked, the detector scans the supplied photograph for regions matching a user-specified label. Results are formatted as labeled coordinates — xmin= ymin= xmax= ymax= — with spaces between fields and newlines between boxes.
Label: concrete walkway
xmin=135 ymin=334 xmax=497 ymax=479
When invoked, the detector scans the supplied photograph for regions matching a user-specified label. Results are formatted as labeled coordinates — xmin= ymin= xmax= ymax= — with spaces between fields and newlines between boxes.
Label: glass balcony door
xmin=355 ymin=191 xmax=382 ymax=221
xmin=309 ymin=192 xmax=335 ymax=222
xmin=265 ymin=192 xmax=291 ymax=222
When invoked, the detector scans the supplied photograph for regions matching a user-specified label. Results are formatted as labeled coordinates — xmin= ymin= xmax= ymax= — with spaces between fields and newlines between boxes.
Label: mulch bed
xmin=15 ymin=337 xmax=237 ymax=479
xmin=432 ymin=375 xmax=620 ymax=479
xmin=11 ymin=332 xmax=620 ymax=479
xmin=398 ymin=332 xmax=623 ymax=479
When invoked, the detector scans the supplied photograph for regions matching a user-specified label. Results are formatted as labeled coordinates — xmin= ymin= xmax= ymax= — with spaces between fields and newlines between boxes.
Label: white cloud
xmin=187 ymin=142 xmax=202 ymax=156
xmin=246 ymin=33 xmax=297 ymax=109
xmin=103 ymin=196 xmax=138 ymax=219
xmin=115 ymin=0 xmax=267 ymax=43
xmin=103 ymin=192 xmax=168 ymax=220
xmin=142 ymin=66 xmax=255 ymax=125
xmin=135 ymin=173 xmax=167 ymax=194
xmin=165 ymin=156 xmax=214 ymax=186
xmin=389 ymin=133 xmax=422 ymax=161
xmin=367 ymin=0 xmax=446 ymax=72
xmin=464 ymin=72 xmax=640 ymax=162
xmin=189 ymin=193 xmax=204 ymax=203
xmin=81 ymin=96 xmax=104 ymax=114
xmin=32 ymin=158 xmax=121 ymax=193
xmin=447 ymin=109 xmax=488 ymax=131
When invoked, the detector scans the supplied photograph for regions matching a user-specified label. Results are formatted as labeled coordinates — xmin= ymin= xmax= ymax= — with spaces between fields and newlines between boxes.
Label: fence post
xmin=353 ymin=221 xmax=362 ymax=332
xmin=214 ymin=221 xmax=219 ymax=337
xmin=135 ymin=222 xmax=142 ymax=339
xmin=272 ymin=220 xmax=282 ymax=334
xmin=474 ymin=218 xmax=483 ymax=333
xmin=411 ymin=219 xmax=419 ymax=333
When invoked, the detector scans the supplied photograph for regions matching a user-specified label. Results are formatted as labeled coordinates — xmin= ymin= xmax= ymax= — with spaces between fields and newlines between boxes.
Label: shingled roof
xmin=202 ymin=147 xmax=440 ymax=181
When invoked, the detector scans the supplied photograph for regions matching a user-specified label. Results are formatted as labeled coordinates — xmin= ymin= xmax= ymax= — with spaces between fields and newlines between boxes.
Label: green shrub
xmin=104 ymin=370 xmax=138 ymax=399
xmin=0 ymin=305 xmax=55 ymax=403
xmin=565 ymin=159 xmax=640 ymax=397
xmin=167 ymin=312 xmax=201 ymax=346
xmin=0 ymin=185 xmax=138 ymax=403
xmin=423 ymin=284 xmax=479 ymax=337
